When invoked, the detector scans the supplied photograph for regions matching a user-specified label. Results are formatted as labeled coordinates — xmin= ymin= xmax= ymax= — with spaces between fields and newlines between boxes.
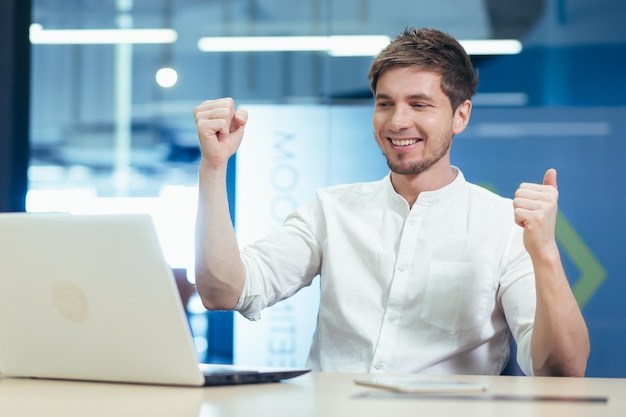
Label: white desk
xmin=1 ymin=372 xmax=624 ymax=417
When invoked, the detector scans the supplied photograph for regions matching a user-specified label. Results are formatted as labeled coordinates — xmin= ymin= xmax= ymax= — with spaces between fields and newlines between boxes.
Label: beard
xmin=383 ymin=129 xmax=454 ymax=176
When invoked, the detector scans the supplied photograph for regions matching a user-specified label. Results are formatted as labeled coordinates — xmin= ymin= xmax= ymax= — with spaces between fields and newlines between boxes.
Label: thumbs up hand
xmin=513 ymin=169 xmax=560 ymax=258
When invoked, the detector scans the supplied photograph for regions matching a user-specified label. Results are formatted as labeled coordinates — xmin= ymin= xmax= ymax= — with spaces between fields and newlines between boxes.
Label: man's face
xmin=372 ymin=67 xmax=468 ymax=176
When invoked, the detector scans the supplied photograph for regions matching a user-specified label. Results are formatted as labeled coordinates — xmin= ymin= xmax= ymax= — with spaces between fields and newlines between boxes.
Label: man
xmin=193 ymin=27 xmax=589 ymax=376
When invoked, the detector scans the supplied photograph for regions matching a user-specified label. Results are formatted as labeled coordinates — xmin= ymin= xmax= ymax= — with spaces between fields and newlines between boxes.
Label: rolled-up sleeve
xmin=235 ymin=202 xmax=323 ymax=321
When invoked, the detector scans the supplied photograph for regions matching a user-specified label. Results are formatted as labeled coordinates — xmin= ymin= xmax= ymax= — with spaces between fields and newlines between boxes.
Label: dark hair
xmin=368 ymin=27 xmax=479 ymax=110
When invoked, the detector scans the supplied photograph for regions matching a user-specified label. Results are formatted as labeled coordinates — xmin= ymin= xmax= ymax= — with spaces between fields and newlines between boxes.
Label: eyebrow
xmin=375 ymin=93 xmax=433 ymax=101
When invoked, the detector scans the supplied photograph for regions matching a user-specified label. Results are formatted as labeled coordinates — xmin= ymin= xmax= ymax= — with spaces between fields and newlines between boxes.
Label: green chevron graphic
xmin=480 ymin=183 xmax=606 ymax=308
xmin=555 ymin=212 xmax=606 ymax=308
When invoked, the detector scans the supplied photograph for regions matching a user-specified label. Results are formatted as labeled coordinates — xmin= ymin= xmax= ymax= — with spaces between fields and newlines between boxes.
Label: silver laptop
xmin=0 ymin=212 xmax=310 ymax=386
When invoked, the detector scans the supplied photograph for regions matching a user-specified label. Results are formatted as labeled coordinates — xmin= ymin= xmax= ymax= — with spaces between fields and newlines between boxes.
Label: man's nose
xmin=390 ymin=106 xmax=412 ymax=130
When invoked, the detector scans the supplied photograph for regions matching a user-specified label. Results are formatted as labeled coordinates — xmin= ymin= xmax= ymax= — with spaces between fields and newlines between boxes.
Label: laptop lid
xmin=0 ymin=212 xmax=309 ymax=386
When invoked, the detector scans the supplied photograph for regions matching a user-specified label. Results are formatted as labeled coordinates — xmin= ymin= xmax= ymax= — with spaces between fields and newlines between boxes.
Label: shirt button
xmin=397 ymin=264 xmax=406 ymax=272
xmin=387 ymin=315 xmax=397 ymax=323
xmin=408 ymin=219 xmax=416 ymax=226
xmin=374 ymin=362 xmax=385 ymax=370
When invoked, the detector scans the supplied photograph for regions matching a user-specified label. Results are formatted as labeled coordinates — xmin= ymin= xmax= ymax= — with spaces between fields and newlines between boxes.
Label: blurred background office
xmin=1 ymin=0 xmax=625 ymax=377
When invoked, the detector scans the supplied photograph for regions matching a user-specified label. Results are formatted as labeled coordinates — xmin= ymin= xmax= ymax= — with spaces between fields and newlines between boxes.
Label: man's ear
xmin=452 ymin=99 xmax=472 ymax=135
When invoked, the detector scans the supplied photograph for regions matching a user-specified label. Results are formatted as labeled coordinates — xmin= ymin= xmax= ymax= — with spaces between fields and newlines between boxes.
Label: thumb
xmin=234 ymin=108 xmax=248 ymax=127
xmin=543 ymin=168 xmax=557 ymax=189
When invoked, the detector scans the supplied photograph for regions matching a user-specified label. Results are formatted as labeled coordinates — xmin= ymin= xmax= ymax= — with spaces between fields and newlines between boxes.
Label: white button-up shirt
xmin=236 ymin=168 xmax=536 ymax=375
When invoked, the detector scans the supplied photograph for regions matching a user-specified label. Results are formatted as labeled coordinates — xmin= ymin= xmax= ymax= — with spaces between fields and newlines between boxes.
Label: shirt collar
xmin=384 ymin=166 xmax=467 ymax=207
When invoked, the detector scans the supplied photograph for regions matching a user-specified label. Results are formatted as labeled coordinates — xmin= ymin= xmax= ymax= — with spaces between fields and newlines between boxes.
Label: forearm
xmin=194 ymin=160 xmax=246 ymax=310
xmin=530 ymin=246 xmax=590 ymax=376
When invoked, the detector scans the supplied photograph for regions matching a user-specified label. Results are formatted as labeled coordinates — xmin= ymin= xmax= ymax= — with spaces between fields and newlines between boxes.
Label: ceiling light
xmin=197 ymin=35 xmax=522 ymax=56
xmin=29 ymin=24 xmax=178 ymax=44
xmin=197 ymin=35 xmax=391 ymax=56
xmin=459 ymin=39 xmax=522 ymax=55
xmin=155 ymin=67 xmax=178 ymax=88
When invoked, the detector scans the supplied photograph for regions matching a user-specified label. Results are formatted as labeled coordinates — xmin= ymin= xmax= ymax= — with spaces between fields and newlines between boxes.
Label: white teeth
xmin=390 ymin=138 xmax=418 ymax=146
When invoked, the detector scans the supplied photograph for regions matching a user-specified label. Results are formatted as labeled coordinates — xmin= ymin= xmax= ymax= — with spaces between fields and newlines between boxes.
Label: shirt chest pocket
xmin=418 ymin=262 xmax=497 ymax=333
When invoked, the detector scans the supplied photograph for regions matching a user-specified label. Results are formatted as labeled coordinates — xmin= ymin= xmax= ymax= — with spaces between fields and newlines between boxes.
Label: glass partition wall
xmin=28 ymin=0 xmax=626 ymax=375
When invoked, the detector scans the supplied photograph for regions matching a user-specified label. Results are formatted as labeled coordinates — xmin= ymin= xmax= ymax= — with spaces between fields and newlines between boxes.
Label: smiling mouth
xmin=389 ymin=138 xmax=421 ymax=147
